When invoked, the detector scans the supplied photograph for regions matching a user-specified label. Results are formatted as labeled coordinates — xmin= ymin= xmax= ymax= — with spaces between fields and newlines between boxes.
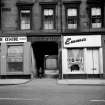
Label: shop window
xmin=91 ymin=7 xmax=102 ymax=28
xmin=67 ymin=49 xmax=84 ymax=72
xmin=66 ymin=8 xmax=78 ymax=29
xmin=7 ymin=45 xmax=24 ymax=72
xmin=41 ymin=5 xmax=56 ymax=30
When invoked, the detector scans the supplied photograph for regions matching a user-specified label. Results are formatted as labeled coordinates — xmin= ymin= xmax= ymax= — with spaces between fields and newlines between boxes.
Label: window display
xmin=7 ymin=45 xmax=23 ymax=72
xmin=67 ymin=49 xmax=84 ymax=72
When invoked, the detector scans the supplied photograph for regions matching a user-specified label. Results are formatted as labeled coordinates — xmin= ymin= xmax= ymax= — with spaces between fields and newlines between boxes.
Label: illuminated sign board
xmin=0 ymin=37 xmax=27 ymax=42
xmin=64 ymin=35 xmax=101 ymax=47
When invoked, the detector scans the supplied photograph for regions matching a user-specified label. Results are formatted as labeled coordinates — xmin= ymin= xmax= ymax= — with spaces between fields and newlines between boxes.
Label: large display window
xmin=67 ymin=48 xmax=84 ymax=72
xmin=7 ymin=44 xmax=24 ymax=72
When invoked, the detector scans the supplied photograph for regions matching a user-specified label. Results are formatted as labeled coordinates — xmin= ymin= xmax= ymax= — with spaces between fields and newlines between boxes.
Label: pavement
xmin=0 ymin=78 xmax=105 ymax=85
xmin=0 ymin=79 xmax=31 ymax=85
xmin=57 ymin=79 xmax=105 ymax=85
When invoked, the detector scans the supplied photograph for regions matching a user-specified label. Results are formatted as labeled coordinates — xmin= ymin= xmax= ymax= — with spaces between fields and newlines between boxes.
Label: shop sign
xmin=64 ymin=35 xmax=101 ymax=47
xmin=0 ymin=37 xmax=27 ymax=43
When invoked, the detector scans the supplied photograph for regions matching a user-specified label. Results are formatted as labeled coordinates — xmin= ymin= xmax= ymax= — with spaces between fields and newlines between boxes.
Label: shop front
xmin=0 ymin=37 xmax=32 ymax=78
xmin=62 ymin=35 xmax=103 ymax=79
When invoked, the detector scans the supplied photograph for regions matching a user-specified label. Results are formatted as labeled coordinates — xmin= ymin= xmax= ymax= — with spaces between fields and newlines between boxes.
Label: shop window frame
xmin=6 ymin=43 xmax=24 ymax=73
xmin=67 ymin=48 xmax=84 ymax=73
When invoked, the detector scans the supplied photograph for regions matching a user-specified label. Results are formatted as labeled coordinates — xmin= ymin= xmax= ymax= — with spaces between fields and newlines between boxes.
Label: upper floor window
xmin=65 ymin=2 xmax=80 ymax=30
xmin=42 ymin=5 xmax=55 ymax=30
xmin=67 ymin=8 xmax=78 ymax=29
xmin=16 ymin=2 xmax=33 ymax=30
xmin=91 ymin=7 xmax=102 ymax=28
xmin=20 ymin=8 xmax=31 ymax=30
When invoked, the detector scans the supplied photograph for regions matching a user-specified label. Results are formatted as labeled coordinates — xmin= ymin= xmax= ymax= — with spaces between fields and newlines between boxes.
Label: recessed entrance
xmin=32 ymin=41 xmax=58 ymax=78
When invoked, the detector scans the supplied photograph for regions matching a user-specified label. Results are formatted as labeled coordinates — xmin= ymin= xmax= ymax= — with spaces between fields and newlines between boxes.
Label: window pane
xmin=68 ymin=24 xmax=77 ymax=29
xmin=44 ymin=20 xmax=53 ymax=29
xmin=49 ymin=9 xmax=53 ymax=15
xmin=68 ymin=9 xmax=77 ymax=16
xmin=91 ymin=8 xmax=101 ymax=16
xmin=44 ymin=9 xmax=49 ymax=16
xmin=21 ymin=17 xmax=30 ymax=30
xmin=21 ymin=10 xmax=30 ymax=13
xmin=92 ymin=23 xmax=101 ymax=28
xmin=44 ymin=9 xmax=53 ymax=16
xmin=67 ymin=17 xmax=77 ymax=29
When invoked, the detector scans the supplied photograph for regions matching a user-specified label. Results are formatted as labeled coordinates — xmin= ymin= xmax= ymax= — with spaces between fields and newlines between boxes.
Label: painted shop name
xmin=0 ymin=37 xmax=27 ymax=42
xmin=65 ymin=38 xmax=86 ymax=44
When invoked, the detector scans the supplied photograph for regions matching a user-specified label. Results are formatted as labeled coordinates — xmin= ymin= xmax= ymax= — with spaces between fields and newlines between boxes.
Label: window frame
xmin=88 ymin=3 xmax=104 ymax=29
xmin=7 ymin=43 xmax=24 ymax=73
xmin=41 ymin=5 xmax=56 ymax=30
xmin=18 ymin=5 xmax=32 ymax=30
xmin=65 ymin=3 xmax=80 ymax=30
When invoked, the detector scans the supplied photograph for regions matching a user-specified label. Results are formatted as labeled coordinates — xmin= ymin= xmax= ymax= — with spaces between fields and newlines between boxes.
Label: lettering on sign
xmin=0 ymin=37 xmax=27 ymax=42
xmin=5 ymin=37 xmax=18 ymax=42
xmin=65 ymin=38 xmax=86 ymax=45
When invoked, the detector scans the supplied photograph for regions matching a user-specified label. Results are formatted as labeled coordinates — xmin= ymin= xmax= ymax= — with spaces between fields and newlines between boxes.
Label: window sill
xmin=40 ymin=29 xmax=58 ymax=32
xmin=89 ymin=28 xmax=105 ymax=32
xmin=6 ymin=72 xmax=24 ymax=75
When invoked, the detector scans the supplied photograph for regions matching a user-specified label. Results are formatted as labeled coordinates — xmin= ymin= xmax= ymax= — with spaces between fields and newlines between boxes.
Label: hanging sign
xmin=0 ymin=37 xmax=27 ymax=43
xmin=64 ymin=35 xmax=101 ymax=47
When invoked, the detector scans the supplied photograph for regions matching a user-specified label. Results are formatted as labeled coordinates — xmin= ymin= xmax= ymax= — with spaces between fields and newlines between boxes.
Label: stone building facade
xmin=0 ymin=0 xmax=105 ymax=79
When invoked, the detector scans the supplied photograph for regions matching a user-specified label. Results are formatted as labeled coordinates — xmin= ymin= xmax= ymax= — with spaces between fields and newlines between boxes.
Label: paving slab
xmin=0 ymin=79 xmax=30 ymax=85
xmin=57 ymin=79 xmax=105 ymax=85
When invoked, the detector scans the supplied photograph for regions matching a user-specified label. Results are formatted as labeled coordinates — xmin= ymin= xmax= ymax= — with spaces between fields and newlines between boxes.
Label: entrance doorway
xmin=86 ymin=48 xmax=100 ymax=74
xmin=32 ymin=41 xmax=58 ymax=78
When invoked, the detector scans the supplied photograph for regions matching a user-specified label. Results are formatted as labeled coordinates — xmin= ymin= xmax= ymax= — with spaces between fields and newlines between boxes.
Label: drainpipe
xmin=60 ymin=0 xmax=62 ymax=32
xmin=0 ymin=0 xmax=1 ymax=29
xmin=59 ymin=0 xmax=63 ymax=79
